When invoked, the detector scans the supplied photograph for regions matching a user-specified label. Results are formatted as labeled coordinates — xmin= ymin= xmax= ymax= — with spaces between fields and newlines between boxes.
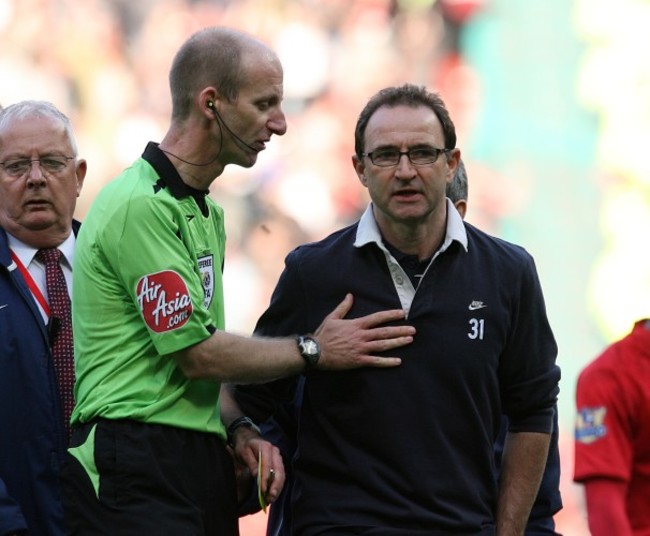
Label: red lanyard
xmin=9 ymin=249 xmax=51 ymax=317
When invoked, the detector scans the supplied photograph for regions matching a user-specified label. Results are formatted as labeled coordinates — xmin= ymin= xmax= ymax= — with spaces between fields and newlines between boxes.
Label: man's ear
xmin=454 ymin=199 xmax=467 ymax=220
xmin=446 ymin=148 xmax=461 ymax=183
xmin=75 ymin=159 xmax=88 ymax=197
xmin=352 ymin=155 xmax=367 ymax=187
xmin=198 ymin=87 xmax=219 ymax=118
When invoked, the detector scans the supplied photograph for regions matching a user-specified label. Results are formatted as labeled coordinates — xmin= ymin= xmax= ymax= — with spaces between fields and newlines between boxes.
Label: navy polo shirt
xmin=235 ymin=201 xmax=560 ymax=535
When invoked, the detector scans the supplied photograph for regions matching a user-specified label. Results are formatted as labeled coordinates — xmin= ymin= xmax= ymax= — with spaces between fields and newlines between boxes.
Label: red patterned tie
xmin=37 ymin=248 xmax=75 ymax=440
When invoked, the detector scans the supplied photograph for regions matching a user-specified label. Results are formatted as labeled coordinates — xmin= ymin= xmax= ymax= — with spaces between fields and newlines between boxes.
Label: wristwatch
xmin=226 ymin=416 xmax=261 ymax=448
xmin=297 ymin=335 xmax=320 ymax=369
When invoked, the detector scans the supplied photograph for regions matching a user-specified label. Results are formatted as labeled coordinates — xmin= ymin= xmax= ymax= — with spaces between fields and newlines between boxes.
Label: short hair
xmin=446 ymin=158 xmax=467 ymax=203
xmin=354 ymin=84 xmax=457 ymax=158
xmin=169 ymin=26 xmax=270 ymax=121
xmin=0 ymin=100 xmax=78 ymax=155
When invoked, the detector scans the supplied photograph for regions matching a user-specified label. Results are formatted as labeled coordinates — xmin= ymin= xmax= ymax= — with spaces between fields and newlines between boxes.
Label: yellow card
xmin=257 ymin=450 xmax=268 ymax=512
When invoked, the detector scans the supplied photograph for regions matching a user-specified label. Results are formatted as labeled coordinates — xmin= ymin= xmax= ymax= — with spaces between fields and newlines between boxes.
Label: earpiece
xmin=207 ymin=100 xmax=258 ymax=152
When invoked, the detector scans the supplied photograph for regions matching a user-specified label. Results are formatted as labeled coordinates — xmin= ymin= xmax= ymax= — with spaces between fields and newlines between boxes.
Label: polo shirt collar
xmin=354 ymin=198 xmax=469 ymax=253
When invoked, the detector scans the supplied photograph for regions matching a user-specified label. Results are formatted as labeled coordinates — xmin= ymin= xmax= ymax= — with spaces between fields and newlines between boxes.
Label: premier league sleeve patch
xmin=136 ymin=270 xmax=193 ymax=333
xmin=575 ymin=406 xmax=607 ymax=444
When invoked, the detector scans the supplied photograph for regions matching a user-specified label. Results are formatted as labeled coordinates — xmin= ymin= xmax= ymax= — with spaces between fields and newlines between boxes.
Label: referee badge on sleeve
xmin=198 ymin=254 xmax=214 ymax=309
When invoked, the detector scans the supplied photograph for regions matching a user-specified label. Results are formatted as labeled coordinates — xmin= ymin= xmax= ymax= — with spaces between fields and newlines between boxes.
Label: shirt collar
xmin=354 ymin=198 xmax=468 ymax=253
xmin=8 ymin=231 xmax=76 ymax=270
xmin=142 ymin=142 xmax=210 ymax=215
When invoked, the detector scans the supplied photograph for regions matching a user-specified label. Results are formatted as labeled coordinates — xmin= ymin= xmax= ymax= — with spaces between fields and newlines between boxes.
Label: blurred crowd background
xmin=2 ymin=0 xmax=649 ymax=533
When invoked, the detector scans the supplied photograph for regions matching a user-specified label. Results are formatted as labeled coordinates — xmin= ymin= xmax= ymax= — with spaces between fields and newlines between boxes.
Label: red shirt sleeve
xmin=584 ymin=478 xmax=633 ymax=536
xmin=574 ymin=346 xmax=634 ymax=482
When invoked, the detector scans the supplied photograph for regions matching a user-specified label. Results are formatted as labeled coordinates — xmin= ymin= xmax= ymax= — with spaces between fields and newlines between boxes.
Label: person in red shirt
xmin=574 ymin=319 xmax=650 ymax=536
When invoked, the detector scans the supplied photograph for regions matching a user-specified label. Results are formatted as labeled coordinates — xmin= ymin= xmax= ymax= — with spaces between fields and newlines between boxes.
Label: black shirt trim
xmin=141 ymin=142 xmax=210 ymax=217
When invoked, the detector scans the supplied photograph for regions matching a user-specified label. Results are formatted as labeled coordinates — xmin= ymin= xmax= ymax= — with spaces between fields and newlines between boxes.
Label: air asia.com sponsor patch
xmin=136 ymin=270 xmax=193 ymax=333
xmin=575 ymin=406 xmax=607 ymax=444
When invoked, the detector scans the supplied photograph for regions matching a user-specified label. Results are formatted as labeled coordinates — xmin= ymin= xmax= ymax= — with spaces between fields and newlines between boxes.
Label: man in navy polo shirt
xmin=225 ymin=84 xmax=560 ymax=535
xmin=236 ymin=159 xmax=563 ymax=535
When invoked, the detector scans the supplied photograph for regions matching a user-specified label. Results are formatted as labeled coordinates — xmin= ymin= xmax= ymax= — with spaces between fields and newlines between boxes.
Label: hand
xmin=232 ymin=433 xmax=285 ymax=505
xmin=314 ymin=293 xmax=415 ymax=369
xmin=232 ymin=457 xmax=253 ymax=506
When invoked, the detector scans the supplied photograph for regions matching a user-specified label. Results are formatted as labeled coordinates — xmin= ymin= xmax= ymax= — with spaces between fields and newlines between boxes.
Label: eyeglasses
xmin=0 ymin=156 xmax=75 ymax=177
xmin=362 ymin=147 xmax=449 ymax=167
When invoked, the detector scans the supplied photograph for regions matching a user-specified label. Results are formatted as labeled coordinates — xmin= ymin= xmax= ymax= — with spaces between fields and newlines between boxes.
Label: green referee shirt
xmin=71 ymin=143 xmax=227 ymax=438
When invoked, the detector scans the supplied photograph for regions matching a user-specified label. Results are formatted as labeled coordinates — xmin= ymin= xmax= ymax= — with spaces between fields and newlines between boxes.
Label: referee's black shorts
xmin=62 ymin=419 xmax=239 ymax=536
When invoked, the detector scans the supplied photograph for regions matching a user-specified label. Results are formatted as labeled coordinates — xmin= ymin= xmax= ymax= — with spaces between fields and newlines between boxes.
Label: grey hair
xmin=446 ymin=158 xmax=467 ymax=203
xmin=0 ymin=100 xmax=78 ymax=155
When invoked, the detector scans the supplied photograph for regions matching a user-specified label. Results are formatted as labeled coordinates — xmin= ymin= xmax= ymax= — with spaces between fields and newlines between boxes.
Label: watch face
xmin=298 ymin=336 xmax=320 ymax=367
xmin=303 ymin=339 xmax=318 ymax=355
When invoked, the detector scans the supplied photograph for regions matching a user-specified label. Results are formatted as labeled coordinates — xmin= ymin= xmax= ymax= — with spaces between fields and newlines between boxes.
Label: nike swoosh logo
xmin=468 ymin=304 xmax=486 ymax=311
xmin=0 ymin=304 xmax=8 ymax=310
xmin=186 ymin=215 xmax=195 ymax=222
